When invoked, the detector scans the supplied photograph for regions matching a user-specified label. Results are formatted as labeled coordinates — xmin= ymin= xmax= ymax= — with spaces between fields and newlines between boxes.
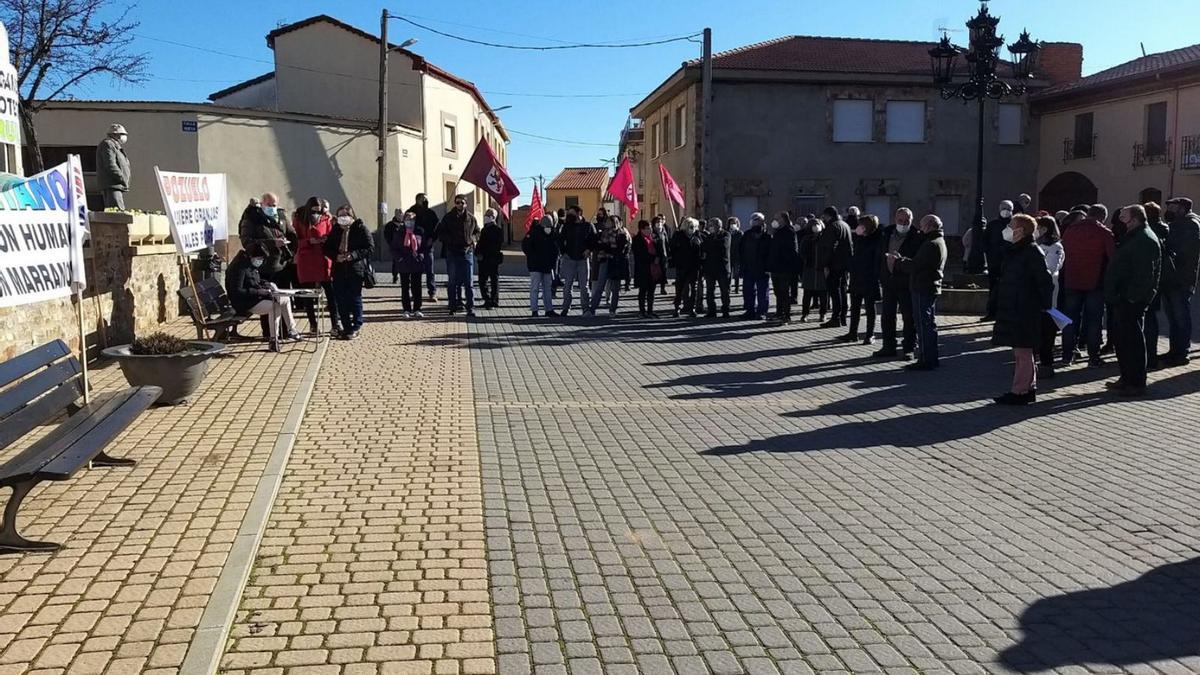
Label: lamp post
xmin=929 ymin=2 xmax=1041 ymax=275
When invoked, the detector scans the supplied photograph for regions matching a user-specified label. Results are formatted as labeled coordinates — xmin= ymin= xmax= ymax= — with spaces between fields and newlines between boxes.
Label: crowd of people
xmin=223 ymin=186 xmax=1200 ymax=403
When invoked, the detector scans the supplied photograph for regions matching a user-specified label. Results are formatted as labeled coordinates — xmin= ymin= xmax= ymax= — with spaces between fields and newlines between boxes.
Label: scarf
xmin=642 ymin=232 xmax=657 ymax=257
xmin=402 ymin=228 xmax=419 ymax=254
xmin=338 ymin=220 xmax=351 ymax=256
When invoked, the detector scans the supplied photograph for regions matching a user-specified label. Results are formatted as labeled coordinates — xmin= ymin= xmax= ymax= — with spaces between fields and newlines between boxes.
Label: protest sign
xmin=0 ymin=161 xmax=87 ymax=308
xmin=155 ymin=167 xmax=228 ymax=255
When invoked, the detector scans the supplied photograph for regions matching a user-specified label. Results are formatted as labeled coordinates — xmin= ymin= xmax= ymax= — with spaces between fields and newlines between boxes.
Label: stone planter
xmin=102 ymin=341 xmax=225 ymax=405
xmin=939 ymin=288 xmax=989 ymax=316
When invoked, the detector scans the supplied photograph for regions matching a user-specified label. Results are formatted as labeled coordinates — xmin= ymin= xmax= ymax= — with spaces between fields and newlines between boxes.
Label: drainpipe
xmin=1169 ymin=84 xmax=1180 ymax=198
xmin=419 ymin=68 xmax=429 ymax=197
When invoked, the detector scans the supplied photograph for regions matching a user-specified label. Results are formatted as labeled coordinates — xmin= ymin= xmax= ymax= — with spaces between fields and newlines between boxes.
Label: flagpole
xmin=668 ymin=201 xmax=679 ymax=229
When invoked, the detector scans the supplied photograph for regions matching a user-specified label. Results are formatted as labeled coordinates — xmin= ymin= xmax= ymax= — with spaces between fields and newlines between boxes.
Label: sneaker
xmin=546 ymin=310 xmax=559 ymax=317
xmin=672 ymin=309 xmax=680 ymax=318
xmin=1100 ymin=342 xmax=1115 ymax=355
xmin=862 ymin=336 xmax=876 ymax=346
xmin=414 ymin=311 xmax=424 ymax=318
xmin=900 ymin=351 xmax=914 ymax=361
xmin=268 ymin=339 xmax=280 ymax=352
xmin=531 ymin=310 xmax=540 ymax=317
xmin=402 ymin=312 xmax=411 ymax=319
xmin=466 ymin=309 xmax=476 ymax=317
xmin=345 ymin=330 xmax=360 ymax=340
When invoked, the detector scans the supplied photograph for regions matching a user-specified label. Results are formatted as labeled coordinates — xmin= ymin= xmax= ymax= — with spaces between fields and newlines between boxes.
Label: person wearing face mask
xmin=1143 ymin=202 xmax=1172 ymax=370
xmin=97 ymin=123 xmax=132 ymax=210
xmin=891 ymin=215 xmax=947 ymax=371
xmin=982 ymin=200 xmax=1015 ymax=321
xmin=434 ymin=194 xmax=482 ymax=316
xmin=384 ymin=208 xmax=404 ymax=284
xmin=844 ymin=214 xmax=883 ymax=345
xmin=589 ymin=215 xmax=630 ymax=316
xmin=226 ymin=243 xmax=299 ymax=352
xmin=652 ymin=216 xmax=671 ymax=296
xmin=816 ymin=207 xmax=853 ymax=328
xmin=555 ymin=205 xmax=597 ymax=316
xmin=669 ymin=218 xmax=702 ymax=317
xmin=701 ymin=217 xmax=732 ymax=318
xmin=799 ymin=216 xmax=826 ymax=324
xmin=727 ymin=218 xmax=743 ymax=295
xmin=1034 ymin=216 xmax=1065 ymax=379
xmin=1015 ymin=193 xmax=1033 ymax=215
xmin=1059 ymin=204 xmax=1115 ymax=367
xmin=632 ymin=219 xmax=666 ymax=318
xmin=991 ymin=214 xmax=1054 ymax=405
xmin=789 ymin=218 xmax=803 ymax=307
xmin=293 ymin=197 xmax=339 ymax=334
xmin=875 ymin=208 xmax=922 ymax=359
xmin=323 ymin=205 xmax=374 ymax=339
xmin=523 ymin=214 xmax=559 ymax=317
xmin=739 ymin=213 xmax=771 ymax=320
xmin=1160 ymin=197 xmax=1200 ymax=366
xmin=1104 ymin=205 xmax=1162 ymax=396
xmin=405 ymin=194 xmax=440 ymax=301
xmin=477 ymin=208 xmax=505 ymax=309
xmin=392 ymin=210 xmax=428 ymax=319
xmin=766 ymin=211 xmax=799 ymax=324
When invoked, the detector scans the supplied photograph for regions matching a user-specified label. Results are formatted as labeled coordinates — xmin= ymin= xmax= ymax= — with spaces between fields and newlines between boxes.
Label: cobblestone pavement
xmin=468 ymin=278 xmax=1200 ymax=675
xmin=224 ymin=290 xmax=494 ymax=675
xmin=0 ymin=324 xmax=315 ymax=675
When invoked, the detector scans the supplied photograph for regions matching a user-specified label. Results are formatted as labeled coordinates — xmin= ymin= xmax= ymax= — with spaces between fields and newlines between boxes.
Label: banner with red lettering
xmin=155 ymin=167 xmax=228 ymax=254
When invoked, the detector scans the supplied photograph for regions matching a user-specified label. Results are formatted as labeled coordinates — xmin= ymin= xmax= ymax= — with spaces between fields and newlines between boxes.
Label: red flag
xmin=659 ymin=163 xmax=685 ymax=208
xmin=607 ymin=157 xmax=638 ymax=217
xmin=526 ymin=185 xmax=544 ymax=232
xmin=460 ymin=139 xmax=520 ymax=207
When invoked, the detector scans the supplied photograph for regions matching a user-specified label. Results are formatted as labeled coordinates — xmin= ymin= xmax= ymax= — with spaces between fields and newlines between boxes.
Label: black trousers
xmin=1113 ymin=301 xmax=1149 ymax=387
xmin=771 ymin=273 xmax=794 ymax=320
xmin=674 ymin=270 xmax=697 ymax=313
xmin=638 ymin=285 xmax=656 ymax=315
xmin=986 ymin=272 xmax=1001 ymax=317
xmin=1039 ymin=313 xmax=1058 ymax=368
xmin=789 ymin=275 xmax=799 ymax=305
xmin=1145 ymin=294 xmax=1162 ymax=366
xmin=400 ymin=273 xmax=423 ymax=312
xmin=802 ymin=289 xmax=827 ymax=320
xmin=705 ymin=275 xmax=731 ymax=315
xmin=848 ymin=294 xmax=876 ymax=338
xmin=478 ymin=262 xmax=500 ymax=305
xmin=827 ymin=269 xmax=848 ymax=324
xmin=880 ymin=283 xmax=915 ymax=353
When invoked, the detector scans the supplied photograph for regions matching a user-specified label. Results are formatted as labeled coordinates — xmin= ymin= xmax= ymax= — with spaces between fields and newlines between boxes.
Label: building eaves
xmin=207 ymin=72 xmax=275 ymax=102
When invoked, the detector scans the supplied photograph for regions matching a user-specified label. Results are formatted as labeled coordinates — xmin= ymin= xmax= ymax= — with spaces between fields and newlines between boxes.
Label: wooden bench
xmin=180 ymin=277 xmax=248 ymax=341
xmin=0 ymin=341 xmax=161 ymax=553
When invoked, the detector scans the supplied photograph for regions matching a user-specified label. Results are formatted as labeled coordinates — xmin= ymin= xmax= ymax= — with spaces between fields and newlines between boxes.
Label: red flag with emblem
xmin=607 ymin=157 xmax=638 ymax=217
xmin=460 ymin=139 xmax=520 ymax=207
xmin=659 ymin=163 xmax=685 ymax=208
xmin=526 ymin=185 xmax=544 ymax=232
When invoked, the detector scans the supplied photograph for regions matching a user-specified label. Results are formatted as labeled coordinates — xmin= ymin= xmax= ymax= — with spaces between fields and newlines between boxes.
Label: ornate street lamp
xmin=929 ymin=2 xmax=1041 ymax=275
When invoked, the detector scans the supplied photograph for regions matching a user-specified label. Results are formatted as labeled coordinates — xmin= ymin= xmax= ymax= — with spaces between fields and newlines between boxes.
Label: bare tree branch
xmin=0 ymin=0 xmax=149 ymax=171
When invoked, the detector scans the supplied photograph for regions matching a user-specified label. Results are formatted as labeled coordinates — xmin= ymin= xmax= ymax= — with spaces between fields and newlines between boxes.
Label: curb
xmin=180 ymin=338 xmax=329 ymax=675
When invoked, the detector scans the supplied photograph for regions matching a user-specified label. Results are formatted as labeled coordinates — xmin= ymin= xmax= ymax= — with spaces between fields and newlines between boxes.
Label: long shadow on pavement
xmin=998 ymin=557 xmax=1200 ymax=672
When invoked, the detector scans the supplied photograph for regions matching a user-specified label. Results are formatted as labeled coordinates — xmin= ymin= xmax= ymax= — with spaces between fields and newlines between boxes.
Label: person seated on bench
xmin=226 ymin=242 xmax=299 ymax=352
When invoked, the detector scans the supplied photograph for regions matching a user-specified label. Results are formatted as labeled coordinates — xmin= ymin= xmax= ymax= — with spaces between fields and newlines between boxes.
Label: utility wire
xmin=390 ymin=14 xmax=701 ymax=51
xmin=506 ymin=129 xmax=618 ymax=147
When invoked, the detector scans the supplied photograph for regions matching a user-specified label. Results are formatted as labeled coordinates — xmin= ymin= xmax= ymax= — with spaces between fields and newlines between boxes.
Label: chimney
xmin=1039 ymin=42 xmax=1083 ymax=86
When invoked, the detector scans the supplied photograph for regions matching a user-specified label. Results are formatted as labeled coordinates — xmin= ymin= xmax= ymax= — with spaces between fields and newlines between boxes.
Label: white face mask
xmin=337 ymin=215 xmax=353 ymax=226
xmin=854 ymin=226 xmax=866 ymax=236
xmin=770 ymin=220 xmax=780 ymax=230
xmin=1000 ymin=209 xmax=1013 ymax=219
xmin=896 ymin=223 xmax=911 ymax=234
xmin=250 ymin=257 xmax=264 ymax=268
xmin=405 ymin=220 xmax=415 ymax=230
xmin=485 ymin=216 xmax=495 ymax=225
xmin=1002 ymin=226 xmax=1014 ymax=243
xmin=542 ymin=226 xmax=552 ymax=234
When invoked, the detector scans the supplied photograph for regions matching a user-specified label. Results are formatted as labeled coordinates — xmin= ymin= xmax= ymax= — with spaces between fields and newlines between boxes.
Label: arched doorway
xmin=1038 ymin=172 xmax=1098 ymax=213
xmin=1140 ymin=187 xmax=1163 ymax=205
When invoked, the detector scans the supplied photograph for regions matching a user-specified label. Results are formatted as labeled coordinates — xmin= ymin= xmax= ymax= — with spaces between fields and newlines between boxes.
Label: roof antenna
xmin=1140 ymin=42 xmax=1147 ymax=57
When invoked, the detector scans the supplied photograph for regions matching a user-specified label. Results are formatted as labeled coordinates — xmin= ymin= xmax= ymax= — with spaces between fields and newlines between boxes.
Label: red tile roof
xmin=547 ymin=168 xmax=609 ymax=191
xmin=1033 ymin=43 xmax=1200 ymax=100
xmin=683 ymin=35 xmax=1074 ymax=79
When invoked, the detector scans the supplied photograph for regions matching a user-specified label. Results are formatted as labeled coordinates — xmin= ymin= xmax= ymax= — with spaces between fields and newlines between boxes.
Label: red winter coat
xmin=294 ymin=213 xmax=333 ymax=284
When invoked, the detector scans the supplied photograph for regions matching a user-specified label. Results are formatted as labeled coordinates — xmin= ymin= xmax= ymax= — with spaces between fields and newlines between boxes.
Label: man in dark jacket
xmin=383 ymin=209 xmax=404 ymax=284
xmin=1144 ymin=202 xmax=1171 ymax=369
xmin=817 ymin=206 xmax=853 ymax=328
xmin=983 ymin=200 xmax=1014 ymax=320
xmin=701 ymin=219 xmax=732 ymax=317
xmin=225 ymin=244 xmax=298 ymax=352
xmin=1060 ymin=204 xmax=1116 ymax=366
xmin=477 ymin=209 xmax=505 ymax=309
xmin=875 ymin=208 xmax=924 ymax=359
xmin=670 ymin=219 xmax=702 ymax=317
xmin=434 ymin=194 xmax=481 ymax=316
xmin=739 ymin=213 xmax=771 ymax=319
xmin=557 ymin=206 xmax=596 ymax=315
xmin=1105 ymin=205 xmax=1162 ymax=396
xmin=523 ymin=214 xmax=559 ymax=317
xmin=97 ymin=123 xmax=131 ymax=210
xmin=1161 ymin=197 xmax=1200 ymax=366
xmin=728 ymin=218 xmax=744 ymax=294
xmin=407 ymin=194 xmax=440 ymax=300
xmin=894 ymin=215 xmax=948 ymax=371
xmin=766 ymin=214 xmax=800 ymax=324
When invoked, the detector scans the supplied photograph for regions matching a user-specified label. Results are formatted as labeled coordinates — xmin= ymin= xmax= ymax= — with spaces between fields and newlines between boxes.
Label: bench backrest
xmin=181 ymin=278 xmax=236 ymax=322
xmin=0 ymin=340 xmax=83 ymax=453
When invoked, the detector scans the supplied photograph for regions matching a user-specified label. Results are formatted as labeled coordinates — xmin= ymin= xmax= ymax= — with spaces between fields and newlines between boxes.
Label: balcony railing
xmin=1133 ymin=139 xmax=1172 ymax=168
xmin=1063 ymin=135 xmax=1097 ymax=162
xmin=1182 ymin=135 xmax=1200 ymax=171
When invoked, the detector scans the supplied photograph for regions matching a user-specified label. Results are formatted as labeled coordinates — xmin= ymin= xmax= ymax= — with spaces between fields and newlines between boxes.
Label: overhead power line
xmin=506 ymin=129 xmax=618 ymax=147
xmin=390 ymin=14 xmax=701 ymax=50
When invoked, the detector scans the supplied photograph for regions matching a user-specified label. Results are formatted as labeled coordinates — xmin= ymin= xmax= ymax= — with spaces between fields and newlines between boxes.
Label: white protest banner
xmin=0 ymin=161 xmax=87 ymax=308
xmin=0 ymin=40 xmax=19 ymax=147
xmin=155 ymin=167 xmax=228 ymax=254
xmin=67 ymin=154 xmax=89 ymax=291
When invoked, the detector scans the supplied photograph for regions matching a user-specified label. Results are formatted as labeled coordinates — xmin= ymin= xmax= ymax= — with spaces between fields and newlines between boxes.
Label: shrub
xmin=130 ymin=332 xmax=192 ymax=355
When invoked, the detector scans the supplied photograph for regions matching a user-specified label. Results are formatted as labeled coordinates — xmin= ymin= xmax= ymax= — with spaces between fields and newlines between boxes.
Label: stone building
xmin=544 ymin=167 xmax=610 ymax=219
xmin=631 ymin=35 xmax=1082 ymax=234
xmin=1031 ymin=43 xmax=1200 ymax=212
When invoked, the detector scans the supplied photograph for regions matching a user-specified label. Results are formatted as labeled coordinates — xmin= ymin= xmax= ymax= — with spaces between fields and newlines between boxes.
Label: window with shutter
xmin=998 ymin=104 xmax=1022 ymax=145
xmin=885 ymin=101 xmax=925 ymax=143
xmin=833 ymin=100 xmax=873 ymax=143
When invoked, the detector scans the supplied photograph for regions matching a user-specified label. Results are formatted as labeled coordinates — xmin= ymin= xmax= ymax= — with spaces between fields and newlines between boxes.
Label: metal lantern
xmin=1008 ymin=30 xmax=1042 ymax=80
xmin=929 ymin=36 xmax=961 ymax=85
xmin=966 ymin=3 xmax=1000 ymax=46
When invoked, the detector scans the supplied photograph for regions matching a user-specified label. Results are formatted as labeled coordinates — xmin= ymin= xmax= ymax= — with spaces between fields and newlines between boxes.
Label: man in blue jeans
xmin=1162 ymin=197 xmax=1200 ymax=366
xmin=1060 ymin=205 xmax=1116 ymax=366
xmin=434 ymin=195 xmax=480 ymax=316
xmin=892 ymin=214 xmax=947 ymax=371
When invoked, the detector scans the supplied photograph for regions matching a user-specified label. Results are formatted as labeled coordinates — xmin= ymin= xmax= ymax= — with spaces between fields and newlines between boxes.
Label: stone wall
xmin=0 ymin=212 xmax=185 ymax=362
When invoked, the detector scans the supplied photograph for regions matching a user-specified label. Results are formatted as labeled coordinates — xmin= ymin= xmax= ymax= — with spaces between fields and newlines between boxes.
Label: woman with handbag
xmin=323 ymin=205 xmax=374 ymax=340
xmin=293 ymin=197 xmax=339 ymax=335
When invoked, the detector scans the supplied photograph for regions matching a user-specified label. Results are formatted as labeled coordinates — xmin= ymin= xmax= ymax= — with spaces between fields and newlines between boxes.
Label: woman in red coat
xmin=293 ymin=197 xmax=339 ymax=334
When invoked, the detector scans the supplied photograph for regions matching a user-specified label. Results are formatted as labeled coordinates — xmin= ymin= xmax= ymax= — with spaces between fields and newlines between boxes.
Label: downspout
xmin=1169 ymin=84 xmax=1180 ymax=198
xmin=420 ymin=68 xmax=429 ymax=196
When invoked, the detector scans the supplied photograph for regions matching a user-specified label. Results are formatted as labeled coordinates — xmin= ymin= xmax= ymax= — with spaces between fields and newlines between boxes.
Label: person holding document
xmin=1036 ymin=216 xmax=1066 ymax=379
xmin=991 ymin=214 xmax=1054 ymax=405
xmin=226 ymin=243 xmax=299 ymax=353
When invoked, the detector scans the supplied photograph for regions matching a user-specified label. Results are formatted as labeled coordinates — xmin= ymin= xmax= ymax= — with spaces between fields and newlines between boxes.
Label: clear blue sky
xmin=68 ymin=0 xmax=1200 ymax=207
